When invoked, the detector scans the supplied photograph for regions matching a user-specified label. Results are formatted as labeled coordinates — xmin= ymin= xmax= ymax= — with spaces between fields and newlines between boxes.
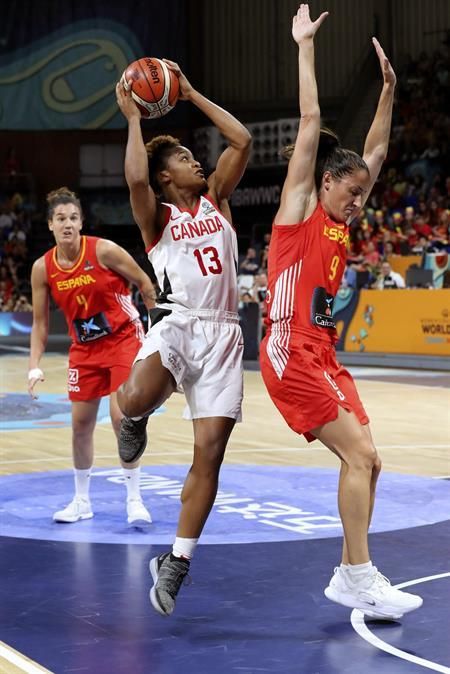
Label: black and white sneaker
xmin=149 ymin=552 xmax=190 ymax=616
xmin=118 ymin=416 xmax=148 ymax=463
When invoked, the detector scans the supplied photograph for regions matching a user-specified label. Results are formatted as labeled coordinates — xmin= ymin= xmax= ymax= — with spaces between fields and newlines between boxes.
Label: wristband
xmin=28 ymin=368 xmax=44 ymax=381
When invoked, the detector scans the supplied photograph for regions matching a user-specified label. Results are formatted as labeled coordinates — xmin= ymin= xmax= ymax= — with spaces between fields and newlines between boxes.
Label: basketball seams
xmin=137 ymin=58 xmax=164 ymax=118
xmin=159 ymin=60 xmax=171 ymax=105
xmin=125 ymin=56 xmax=178 ymax=118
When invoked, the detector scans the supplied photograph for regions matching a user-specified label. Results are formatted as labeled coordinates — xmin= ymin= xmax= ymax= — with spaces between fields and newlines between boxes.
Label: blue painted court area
xmin=0 ymin=392 xmax=165 ymax=430
xmin=1 ymin=465 xmax=450 ymax=544
xmin=1 ymin=523 xmax=449 ymax=674
xmin=2 ymin=469 xmax=449 ymax=673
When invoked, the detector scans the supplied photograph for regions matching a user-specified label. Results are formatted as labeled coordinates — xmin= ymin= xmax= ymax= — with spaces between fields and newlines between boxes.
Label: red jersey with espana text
xmin=264 ymin=203 xmax=348 ymax=377
xmin=44 ymin=236 xmax=140 ymax=345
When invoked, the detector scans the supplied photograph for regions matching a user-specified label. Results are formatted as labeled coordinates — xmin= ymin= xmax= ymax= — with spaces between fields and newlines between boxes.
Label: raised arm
xmin=116 ymin=83 xmax=161 ymax=248
xmin=97 ymin=239 xmax=156 ymax=310
xmin=275 ymin=4 xmax=329 ymax=225
xmin=28 ymin=257 xmax=50 ymax=398
xmin=163 ymin=59 xmax=252 ymax=203
xmin=361 ymin=38 xmax=397 ymax=205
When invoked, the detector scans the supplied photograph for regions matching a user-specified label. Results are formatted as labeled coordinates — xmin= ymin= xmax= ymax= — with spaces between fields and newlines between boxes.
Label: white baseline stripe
xmin=351 ymin=572 xmax=450 ymax=674
xmin=1 ymin=443 xmax=449 ymax=464
xmin=0 ymin=641 xmax=53 ymax=673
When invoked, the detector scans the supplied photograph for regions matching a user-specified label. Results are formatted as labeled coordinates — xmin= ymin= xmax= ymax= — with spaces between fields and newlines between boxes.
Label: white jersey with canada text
xmin=147 ymin=195 xmax=238 ymax=311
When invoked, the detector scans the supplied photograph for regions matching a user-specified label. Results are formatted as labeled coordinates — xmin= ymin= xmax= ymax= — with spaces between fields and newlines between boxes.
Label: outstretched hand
xmin=372 ymin=37 xmax=397 ymax=87
xmin=292 ymin=3 xmax=329 ymax=44
xmin=162 ymin=59 xmax=195 ymax=100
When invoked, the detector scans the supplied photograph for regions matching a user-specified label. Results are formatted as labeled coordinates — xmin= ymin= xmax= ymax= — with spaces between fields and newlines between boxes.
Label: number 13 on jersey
xmin=194 ymin=246 xmax=223 ymax=276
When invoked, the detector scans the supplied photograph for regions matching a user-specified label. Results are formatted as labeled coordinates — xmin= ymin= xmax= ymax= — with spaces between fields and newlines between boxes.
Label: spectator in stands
xmin=0 ymin=206 xmax=13 ymax=234
xmin=374 ymin=261 xmax=406 ymax=289
xmin=239 ymin=291 xmax=256 ymax=308
xmin=259 ymin=244 xmax=269 ymax=273
xmin=7 ymin=222 xmax=27 ymax=243
xmin=13 ymin=294 xmax=32 ymax=311
xmin=414 ymin=214 xmax=433 ymax=239
xmin=239 ymin=246 xmax=259 ymax=275
xmin=434 ymin=209 xmax=449 ymax=243
xmin=411 ymin=235 xmax=430 ymax=255
xmin=362 ymin=241 xmax=380 ymax=270
xmin=383 ymin=240 xmax=396 ymax=257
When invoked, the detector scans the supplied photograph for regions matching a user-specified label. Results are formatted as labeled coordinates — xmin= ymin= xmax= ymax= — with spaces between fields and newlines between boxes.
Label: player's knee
xmin=344 ymin=436 xmax=378 ymax=472
xmin=72 ymin=418 xmax=95 ymax=438
xmin=117 ymin=381 xmax=141 ymax=417
xmin=193 ymin=442 xmax=225 ymax=476
xmin=373 ymin=453 xmax=382 ymax=475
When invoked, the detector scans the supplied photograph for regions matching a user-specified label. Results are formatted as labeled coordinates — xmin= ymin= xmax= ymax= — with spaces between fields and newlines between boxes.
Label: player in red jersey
xmin=28 ymin=187 xmax=155 ymax=525
xmin=260 ymin=5 xmax=422 ymax=619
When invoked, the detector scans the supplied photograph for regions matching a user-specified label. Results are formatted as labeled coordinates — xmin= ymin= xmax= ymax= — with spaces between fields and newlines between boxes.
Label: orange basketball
xmin=121 ymin=57 xmax=180 ymax=119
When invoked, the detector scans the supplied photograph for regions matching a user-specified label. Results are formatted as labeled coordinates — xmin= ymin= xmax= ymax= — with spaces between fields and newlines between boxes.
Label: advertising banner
xmin=0 ymin=1 xmax=186 ymax=129
xmin=342 ymin=289 xmax=450 ymax=356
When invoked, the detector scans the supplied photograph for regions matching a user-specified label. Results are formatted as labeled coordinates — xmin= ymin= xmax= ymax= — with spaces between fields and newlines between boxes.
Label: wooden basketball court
xmin=1 ymin=352 xmax=449 ymax=674
xmin=1 ymin=353 xmax=449 ymax=477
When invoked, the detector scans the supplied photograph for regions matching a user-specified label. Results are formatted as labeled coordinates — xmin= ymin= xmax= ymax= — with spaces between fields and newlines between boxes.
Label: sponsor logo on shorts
xmin=68 ymin=368 xmax=79 ymax=384
xmin=167 ymin=352 xmax=181 ymax=375
xmin=68 ymin=369 xmax=81 ymax=392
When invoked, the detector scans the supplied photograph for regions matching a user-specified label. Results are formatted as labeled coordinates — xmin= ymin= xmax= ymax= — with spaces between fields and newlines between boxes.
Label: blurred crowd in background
xmin=0 ymin=45 xmax=448 ymax=314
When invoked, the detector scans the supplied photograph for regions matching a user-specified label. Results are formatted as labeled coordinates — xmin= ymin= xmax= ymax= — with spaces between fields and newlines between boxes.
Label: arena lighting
xmin=193 ymin=118 xmax=300 ymax=169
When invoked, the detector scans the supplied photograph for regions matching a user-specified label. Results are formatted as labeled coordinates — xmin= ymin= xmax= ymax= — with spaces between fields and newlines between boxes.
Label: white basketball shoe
xmin=53 ymin=496 xmax=93 ymax=523
xmin=127 ymin=498 xmax=152 ymax=525
xmin=324 ymin=565 xmax=423 ymax=620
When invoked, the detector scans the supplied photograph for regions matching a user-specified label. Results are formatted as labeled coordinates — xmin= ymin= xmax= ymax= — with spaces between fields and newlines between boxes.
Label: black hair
xmin=281 ymin=127 xmax=369 ymax=189
xmin=145 ymin=135 xmax=181 ymax=195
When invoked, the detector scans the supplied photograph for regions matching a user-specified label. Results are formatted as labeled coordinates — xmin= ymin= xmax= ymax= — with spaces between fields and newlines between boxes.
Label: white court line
xmin=1 ymin=444 xmax=449 ymax=464
xmin=351 ymin=572 xmax=450 ymax=673
xmin=0 ymin=640 xmax=53 ymax=673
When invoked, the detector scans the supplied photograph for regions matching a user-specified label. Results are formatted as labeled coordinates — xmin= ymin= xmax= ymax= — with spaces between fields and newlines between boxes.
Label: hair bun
xmin=46 ymin=186 xmax=77 ymax=203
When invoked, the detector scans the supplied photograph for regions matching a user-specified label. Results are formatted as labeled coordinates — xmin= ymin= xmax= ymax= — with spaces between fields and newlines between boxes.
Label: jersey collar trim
xmin=52 ymin=235 xmax=86 ymax=274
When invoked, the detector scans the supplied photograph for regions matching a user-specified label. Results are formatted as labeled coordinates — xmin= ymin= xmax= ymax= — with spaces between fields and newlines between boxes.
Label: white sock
xmin=344 ymin=561 xmax=373 ymax=584
xmin=74 ymin=468 xmax=91 ymax=500
xmin=130 ymin=411 xmax=151 ymax=421
xmin=123 ymin=466 xmax=141 ymax=501
xmin=172 ymin=537 xmax=198 ymax=560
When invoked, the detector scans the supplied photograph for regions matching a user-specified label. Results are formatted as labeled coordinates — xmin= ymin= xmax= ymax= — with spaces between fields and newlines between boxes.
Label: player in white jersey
xmin=116 ymin=58 xmax=251 ymax=616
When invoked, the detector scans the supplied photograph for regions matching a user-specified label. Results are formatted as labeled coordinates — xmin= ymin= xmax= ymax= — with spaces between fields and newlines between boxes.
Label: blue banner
xmin=0 ymin=1 xmax=187 ymax=129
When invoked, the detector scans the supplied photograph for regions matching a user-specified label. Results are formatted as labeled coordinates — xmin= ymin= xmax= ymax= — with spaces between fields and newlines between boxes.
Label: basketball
xmin=121 ymin=57 xmax=180 ymax=119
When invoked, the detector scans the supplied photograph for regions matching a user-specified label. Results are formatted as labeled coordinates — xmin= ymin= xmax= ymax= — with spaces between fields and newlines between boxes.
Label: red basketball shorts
xmin=260 ymin=335 xmax=369 ymax=442
xmin=67 ymin=320 xmax=144 ymax=402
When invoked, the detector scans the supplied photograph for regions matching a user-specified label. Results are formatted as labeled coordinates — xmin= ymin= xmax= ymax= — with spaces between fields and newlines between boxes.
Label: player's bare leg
xmin=53 ymin=399 xmax=100 ymax=523
xmin=312 ymin=407 xmax=422 ymax=618
xmin=117 ymin=352 xmax=176 ymax=463
xmin=149 ymin=416 xmax=235 ymax=616
xmin=110 ymin=392 xmax=151 ymax=524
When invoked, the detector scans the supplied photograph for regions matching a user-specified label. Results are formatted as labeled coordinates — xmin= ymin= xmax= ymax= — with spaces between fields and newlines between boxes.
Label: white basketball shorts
xmin=134 ymin=307 xmax=244 ymax=421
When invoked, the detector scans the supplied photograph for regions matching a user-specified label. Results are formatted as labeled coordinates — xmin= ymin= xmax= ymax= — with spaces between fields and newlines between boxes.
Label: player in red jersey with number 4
xmin=116 ymin=61 xmax=251 ymax=616
xmin=28 ymin=187 xmax=155 ymax=526
xmin=260 ymin=5 xmax=422 ymax=619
